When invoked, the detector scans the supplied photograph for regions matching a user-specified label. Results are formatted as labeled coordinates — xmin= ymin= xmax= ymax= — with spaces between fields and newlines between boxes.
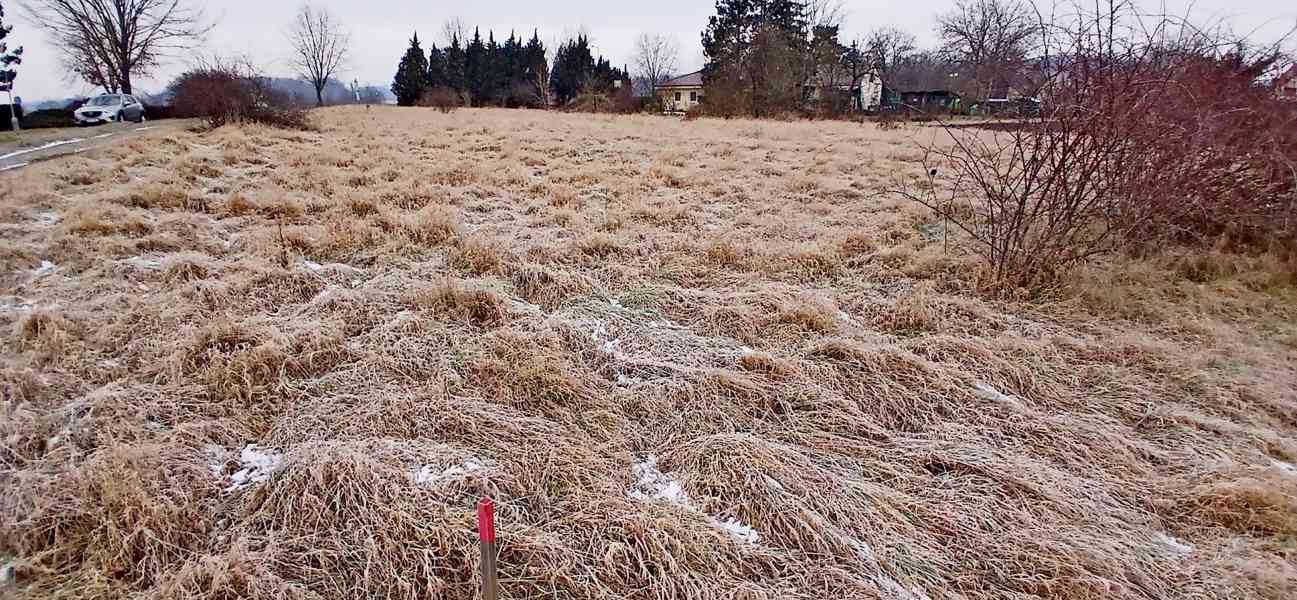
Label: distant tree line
xmin=696 ymin=0 xmax=1049 ymax=117
xmin=391 ymin=28 xmax=630 ymax=108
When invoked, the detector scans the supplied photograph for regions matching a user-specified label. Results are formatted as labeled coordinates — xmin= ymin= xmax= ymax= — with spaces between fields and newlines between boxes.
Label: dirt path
xmin=0 ymin=119 xmax=194 ymax=172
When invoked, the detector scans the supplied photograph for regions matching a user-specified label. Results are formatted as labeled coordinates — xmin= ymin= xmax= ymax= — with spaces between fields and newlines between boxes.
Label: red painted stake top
xmin=478 ymin=497 xmax=496 ymax=543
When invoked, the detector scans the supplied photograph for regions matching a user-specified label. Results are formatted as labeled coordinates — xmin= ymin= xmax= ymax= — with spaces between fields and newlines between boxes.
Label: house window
xmin=674 ymin=92 xmax=681 ymax=101
xmin=690 ymin=91 xmax=697 ymax=102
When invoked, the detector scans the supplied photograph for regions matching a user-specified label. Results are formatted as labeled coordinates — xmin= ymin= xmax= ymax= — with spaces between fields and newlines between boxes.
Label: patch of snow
xmin=973 ymin=382 xmax=1024 ymax=408
xmin=615 ymin=372 xmax=643 ymax=386
xmin=1271 ymin=459 xmax=1297 ymax=475
xmin=589 ymin=322 xmax=622 ymax=357
xmin=205 ymin=445 xmax=230 ymax=478
xmin=0 ymin=296 xmax=37 ymax=312
xmin=0 ymin=559 xmax=14 ymax=585
xmin=224 ymin=444 xmax=281 ymax=492
xmin=1156 ymin=532 xmax=1193 ymax=556
xmin=91 ymin=132 xmax=115 ymax=140
xmin=34 ymin=211 xmax=61 ymax=226
xmin=853 ymin=539 xmax=877 ymax=563
xmin=646 ymin=318 xmax=685 ymax=330
xmin=628 ymin=456 xmax=763 ymax=543
xmin=0 ymin=162 xmax=28 ymax=172
xmin=31 ymin=260 xmax=58 ymax=278
xmin=739 ymin=345 xmax=754 ymax=355
xmin=134 ymin=125 xmax=158 ymax=132
xmin=124 ymin=256 xmax=162 ymax=270
xmin=609 ymin=297 xmax=624 ymax=309
xmin=414 ymin=457 xmax=491 ymax=486
xmin=629 ymin=456 xmax=691 ymax=504
xmin=302 ymin=259 xmax=324 ymax=271
xmin=308 ymin=286 xmax=343 ymax=305
xmin=873 ymin=575 xmax=932 ymax=600
xmin=711 ymin=516 xmax=761 ymax=543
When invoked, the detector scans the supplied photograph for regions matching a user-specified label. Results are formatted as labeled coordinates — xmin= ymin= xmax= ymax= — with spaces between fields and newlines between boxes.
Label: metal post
xmin=477 ymin=497 xmax=498 ymax=600
xmin=6 ymin=88 xmax=16 ymax=133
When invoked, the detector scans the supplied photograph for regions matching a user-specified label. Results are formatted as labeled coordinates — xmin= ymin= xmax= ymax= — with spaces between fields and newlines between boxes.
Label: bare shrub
xmin=896 ymin=6 xmax=1297 ymax=290
xmin=419 ymin=86 xmax=463 ymax=113
xmin=169 ymin=58 xmax=311 ymax=130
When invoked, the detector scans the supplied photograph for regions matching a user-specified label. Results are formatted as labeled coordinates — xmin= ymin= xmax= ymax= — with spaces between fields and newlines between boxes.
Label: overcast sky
xmin=6 ymin=0 xmax=1296 ymax=102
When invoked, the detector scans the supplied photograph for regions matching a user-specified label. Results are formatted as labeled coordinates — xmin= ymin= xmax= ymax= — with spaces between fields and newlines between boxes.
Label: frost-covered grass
xmin=1 ymin=106 xmax=1295 ymax=600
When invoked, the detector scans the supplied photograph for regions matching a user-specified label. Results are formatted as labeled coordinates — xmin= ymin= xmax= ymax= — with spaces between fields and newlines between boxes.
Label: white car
xmin=74 ymin=94 xmax=147 ymax=126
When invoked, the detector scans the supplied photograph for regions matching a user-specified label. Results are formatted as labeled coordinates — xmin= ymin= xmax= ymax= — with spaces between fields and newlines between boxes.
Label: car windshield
xmin=88 ymin=95 xmax=121 ymax=106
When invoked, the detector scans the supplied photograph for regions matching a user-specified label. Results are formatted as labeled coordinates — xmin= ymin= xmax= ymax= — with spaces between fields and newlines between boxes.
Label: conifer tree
xmin=0 ymin=1 xmax=23 ymax=95
xmin=701 ymin=0 xmax=809 ymax=116
xmin=427 ymin=42 xmax=447 ymax=89
xmin=391 ymin=32 xmax=430 ymax=106
xmin=445 ymin=34 xmax=467 ymax=94
xmin=484 ymin=30 xmax=503 ymax=105
xmin=465 ymin=28 xmax=486 ymax=105
xmin=522 ymin=30 xmax=549 ymax=106
xmin=550 ymin=35 xmax=594 ymax=105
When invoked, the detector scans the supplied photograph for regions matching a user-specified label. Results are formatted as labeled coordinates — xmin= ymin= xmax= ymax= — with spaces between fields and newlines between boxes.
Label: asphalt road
xmin=0 ymin=120 xmax=190 ymax=173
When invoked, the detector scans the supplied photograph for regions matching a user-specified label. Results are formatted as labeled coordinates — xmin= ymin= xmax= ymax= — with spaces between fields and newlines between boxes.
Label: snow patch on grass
xmin=629 ymin=456 xmax=761 ymax=543
xmin=223 ymin=444 xmax=281 ymax=492
xmin=629 ymin=456 xmax=690 ymax=504
xmin=124 ymin=256 xmax=163 ymax=270
xmin=414 ymin=457 xmax=492 ymax=486
xmin=589 ymin=322 xmax=622 ymax=357
xmin=973 ymin=382 xmax=1025 ymax=409
xmin=1156 ymin=532 xmax=1193 ymax=556
xmin=32 ymin=260 xmax=58 ymax=278
xmin=711 ymin=516 xmax=761 ymax=543
xmin=0 ymin=296 xmax=38 ymax=313
xmin=1271 ymin=459 xmax=1297 ymax=475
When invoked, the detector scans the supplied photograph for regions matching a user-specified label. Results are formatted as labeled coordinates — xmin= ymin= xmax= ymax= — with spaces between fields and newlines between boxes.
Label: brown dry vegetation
xmin=1 ymin=106 xmax=1296 ymax=600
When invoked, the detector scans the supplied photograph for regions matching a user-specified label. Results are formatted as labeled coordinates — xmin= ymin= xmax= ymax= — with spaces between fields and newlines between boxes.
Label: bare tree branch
xmin=862 ymin=26 xmax=917 ymax=86
xmin=632 ymin=33 xmax=678 ymax=97
xmin=936 ymin=0 xmax=1038 ymax=98
xmin=22 ymin=0 xmax=210 ymax=94
xmin=287 ymin=3 xmax=349 ymax=107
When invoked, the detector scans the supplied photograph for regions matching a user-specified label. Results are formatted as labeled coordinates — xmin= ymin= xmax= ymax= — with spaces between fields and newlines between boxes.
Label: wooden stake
xmin=478 ymin=497 xmax=498 ymax=600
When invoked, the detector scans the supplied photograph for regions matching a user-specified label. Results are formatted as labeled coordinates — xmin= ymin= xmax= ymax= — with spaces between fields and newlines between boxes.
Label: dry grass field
xmin=2 ymin=106 xmax=1296 ymax=600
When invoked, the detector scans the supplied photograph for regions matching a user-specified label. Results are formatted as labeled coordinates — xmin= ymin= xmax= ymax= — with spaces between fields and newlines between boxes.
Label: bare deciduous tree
xmin=288 ymin=3 xmax=349 ymax=107
xmin=863 ymin=27 xmax=917 ymax=85
xmin=803 ymin=0 xmax=845 ymax=31
xmin=936 ymin=0 xmax=1038 ymax=98
xmin=441 ymin=17 xmax=467 ymax=47
xmin=22 ymin=0 xmax=209 ymax=94
xmin=632 ymin=33 xmax=678 ymax=96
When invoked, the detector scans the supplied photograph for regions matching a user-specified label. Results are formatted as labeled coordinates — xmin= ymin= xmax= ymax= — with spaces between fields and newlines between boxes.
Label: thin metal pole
xmin=478 ymin=497 xmax=498 ymax=600
xmin=7 ymin=88 xmax=17 ymax=132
